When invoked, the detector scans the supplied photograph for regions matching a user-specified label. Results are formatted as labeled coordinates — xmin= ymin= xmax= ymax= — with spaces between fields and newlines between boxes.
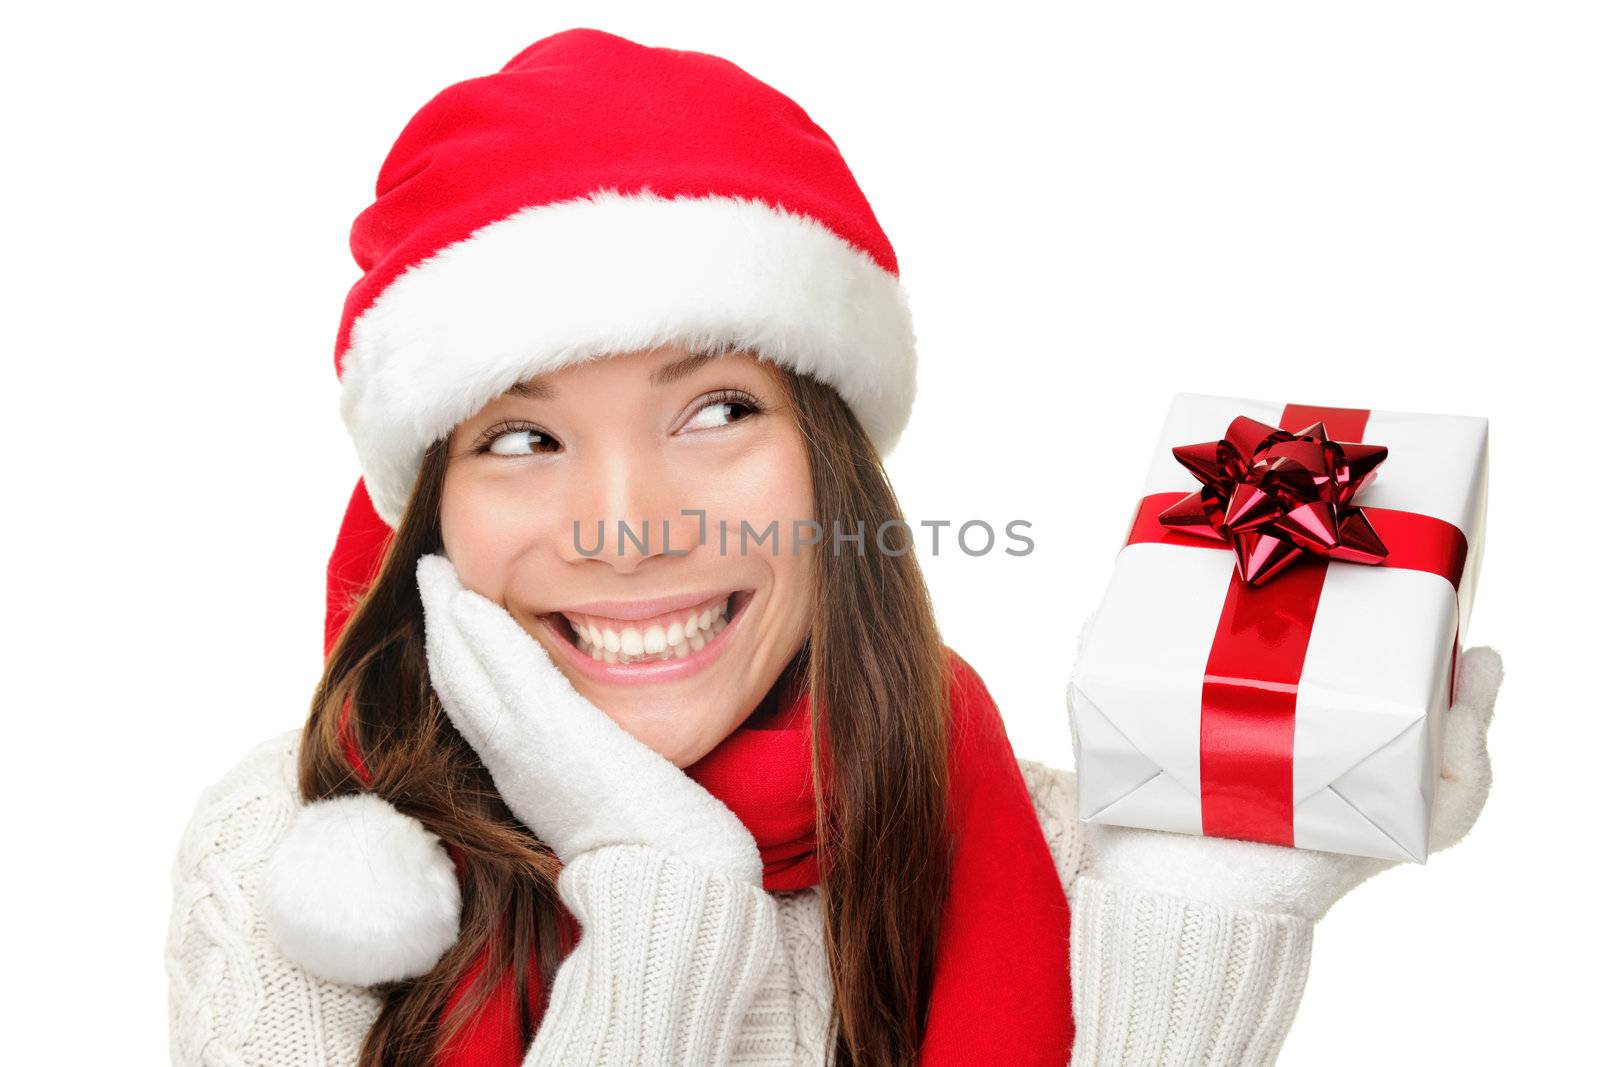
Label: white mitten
xmin=413 ymin=552 xmax=762 ymax=881
xmin=1070 ymin=613 xmax=1503 ymax=920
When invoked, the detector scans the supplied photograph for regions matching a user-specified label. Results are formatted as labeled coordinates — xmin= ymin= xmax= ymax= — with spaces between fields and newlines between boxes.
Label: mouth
xmin=537 ymin=589 xmax=756 ymax=685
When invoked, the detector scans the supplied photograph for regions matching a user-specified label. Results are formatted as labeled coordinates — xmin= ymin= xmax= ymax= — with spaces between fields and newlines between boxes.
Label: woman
xmin=165 ymin=28 xmax=1502 ymax=1066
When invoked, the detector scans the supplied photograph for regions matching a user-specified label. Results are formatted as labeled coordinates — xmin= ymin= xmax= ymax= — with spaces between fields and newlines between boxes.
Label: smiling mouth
xmin=543 ymin=590 xmax=755 ymax=666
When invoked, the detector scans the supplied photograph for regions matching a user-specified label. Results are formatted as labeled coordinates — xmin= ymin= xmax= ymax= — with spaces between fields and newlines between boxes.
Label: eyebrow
xmin=650 ymin=351 xmax=716 ymax=386
xmin=507 ymin=350 xmax=720 ymax=399
xmin=506 ymin=378 xmax=553 ymax=399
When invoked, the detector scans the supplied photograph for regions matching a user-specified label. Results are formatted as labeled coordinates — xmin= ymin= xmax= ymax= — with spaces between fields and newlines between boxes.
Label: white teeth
xmin=566 ymin=593 xmax=736 ymax=665
xmin=643 ymin=625 xmax=667 ymax=654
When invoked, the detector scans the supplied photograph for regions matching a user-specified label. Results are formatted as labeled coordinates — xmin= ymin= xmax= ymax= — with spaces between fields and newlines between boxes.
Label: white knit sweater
xmin=166 ymin=729 xmax=1314 ymax=1065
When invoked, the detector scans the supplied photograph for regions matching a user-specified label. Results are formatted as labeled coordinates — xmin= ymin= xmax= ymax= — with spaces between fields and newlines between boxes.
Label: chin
xmin=599 ymin=705 xmax=714 ymax=768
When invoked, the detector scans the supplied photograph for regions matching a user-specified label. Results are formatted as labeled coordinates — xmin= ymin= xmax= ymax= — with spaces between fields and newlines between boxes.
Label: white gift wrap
xmin=1069 ymin=393 xmax=1489 ymax=862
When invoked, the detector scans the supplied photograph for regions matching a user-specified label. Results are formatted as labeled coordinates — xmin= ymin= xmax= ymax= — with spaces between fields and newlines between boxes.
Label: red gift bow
xmin=1158 ymin=414 xmax=1391 ymax=586
xmin=1123 ymin=403 xmax=1470 ymax=848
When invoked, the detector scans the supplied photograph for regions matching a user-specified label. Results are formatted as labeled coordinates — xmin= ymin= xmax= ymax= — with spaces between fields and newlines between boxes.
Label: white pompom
xmin=263 ymin=793 xmax=462 ymax=987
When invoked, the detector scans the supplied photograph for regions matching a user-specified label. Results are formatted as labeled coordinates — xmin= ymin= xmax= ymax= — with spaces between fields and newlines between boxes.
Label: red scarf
xmin=325 ymin=484 xmax=1074 ymax=1064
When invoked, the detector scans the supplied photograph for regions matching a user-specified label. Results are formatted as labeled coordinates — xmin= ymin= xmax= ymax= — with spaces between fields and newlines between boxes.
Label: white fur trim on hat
xmin=339 ymin=188 xmax=918 ymax=526
xmin=262 ymin=793 xmax=462 ymax=987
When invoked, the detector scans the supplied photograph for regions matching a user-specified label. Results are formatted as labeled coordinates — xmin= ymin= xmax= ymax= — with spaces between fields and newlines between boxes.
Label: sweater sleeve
xmin=166 ymin=730 xmax=380 ymax=1067
xmin=1017 ymin=761 xmax=1315 ymax=1067
xmin=520 ymin=844 xmax=782 ymax=1067
xmin=1065 ymin=875 xmax=1312 ymax=1066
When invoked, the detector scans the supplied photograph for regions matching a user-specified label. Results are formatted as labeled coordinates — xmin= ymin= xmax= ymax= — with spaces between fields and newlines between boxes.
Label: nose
xmin=555 ymin=446 xmax=700 ymax=573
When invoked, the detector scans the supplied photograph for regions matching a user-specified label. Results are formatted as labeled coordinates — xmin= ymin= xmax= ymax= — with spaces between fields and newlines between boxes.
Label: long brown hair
xmin=298 ymin=364 xmax=953 ymax=1066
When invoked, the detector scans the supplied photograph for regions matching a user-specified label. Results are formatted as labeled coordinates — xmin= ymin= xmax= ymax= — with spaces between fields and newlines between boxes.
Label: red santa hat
xmin=335 ymin=27 xmax=916 ymax=529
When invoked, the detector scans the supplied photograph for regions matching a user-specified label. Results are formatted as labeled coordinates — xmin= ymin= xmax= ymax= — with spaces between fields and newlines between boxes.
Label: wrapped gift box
xmin=1069 ymin=393 xmax=1489 ymax=862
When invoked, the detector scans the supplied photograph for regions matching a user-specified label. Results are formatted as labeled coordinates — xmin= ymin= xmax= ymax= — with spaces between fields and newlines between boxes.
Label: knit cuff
xmin=1068 ymin=875 xmax=1314 ymax=1066
xmin=525 ymin=844 xmax=781 ymax=1066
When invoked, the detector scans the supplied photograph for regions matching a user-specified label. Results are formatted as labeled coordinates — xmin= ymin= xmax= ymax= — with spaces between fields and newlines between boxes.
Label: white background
xmin=8 ymin=2 xmax=1596 ymax=1062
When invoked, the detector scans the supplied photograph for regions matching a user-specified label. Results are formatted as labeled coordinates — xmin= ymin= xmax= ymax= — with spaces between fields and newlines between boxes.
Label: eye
xmin=476 ymin=421 xmax=562 ymax=456
xmin=679 ymin=390 xmax=764 ymax=433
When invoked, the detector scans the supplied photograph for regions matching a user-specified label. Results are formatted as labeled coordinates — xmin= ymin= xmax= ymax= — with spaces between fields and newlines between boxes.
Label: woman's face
xmin=440 ymin=346 xmax=816 ymax=768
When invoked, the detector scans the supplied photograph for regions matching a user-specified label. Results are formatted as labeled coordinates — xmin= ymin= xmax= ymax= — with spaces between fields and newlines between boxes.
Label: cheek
xmin=738 ymin=431 xmax=816 ymax=641
xmin=767 ymin=551 xmax=816 ymax=655
xmin=440 ymin=464 xmax=557 ymax=596
xmin=707 ymin=423 xmax=815 ymax=531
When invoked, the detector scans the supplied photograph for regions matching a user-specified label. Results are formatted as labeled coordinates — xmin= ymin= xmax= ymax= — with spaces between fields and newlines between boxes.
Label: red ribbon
xmin=1123 ymin=403 xmax=1468 ymax=847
